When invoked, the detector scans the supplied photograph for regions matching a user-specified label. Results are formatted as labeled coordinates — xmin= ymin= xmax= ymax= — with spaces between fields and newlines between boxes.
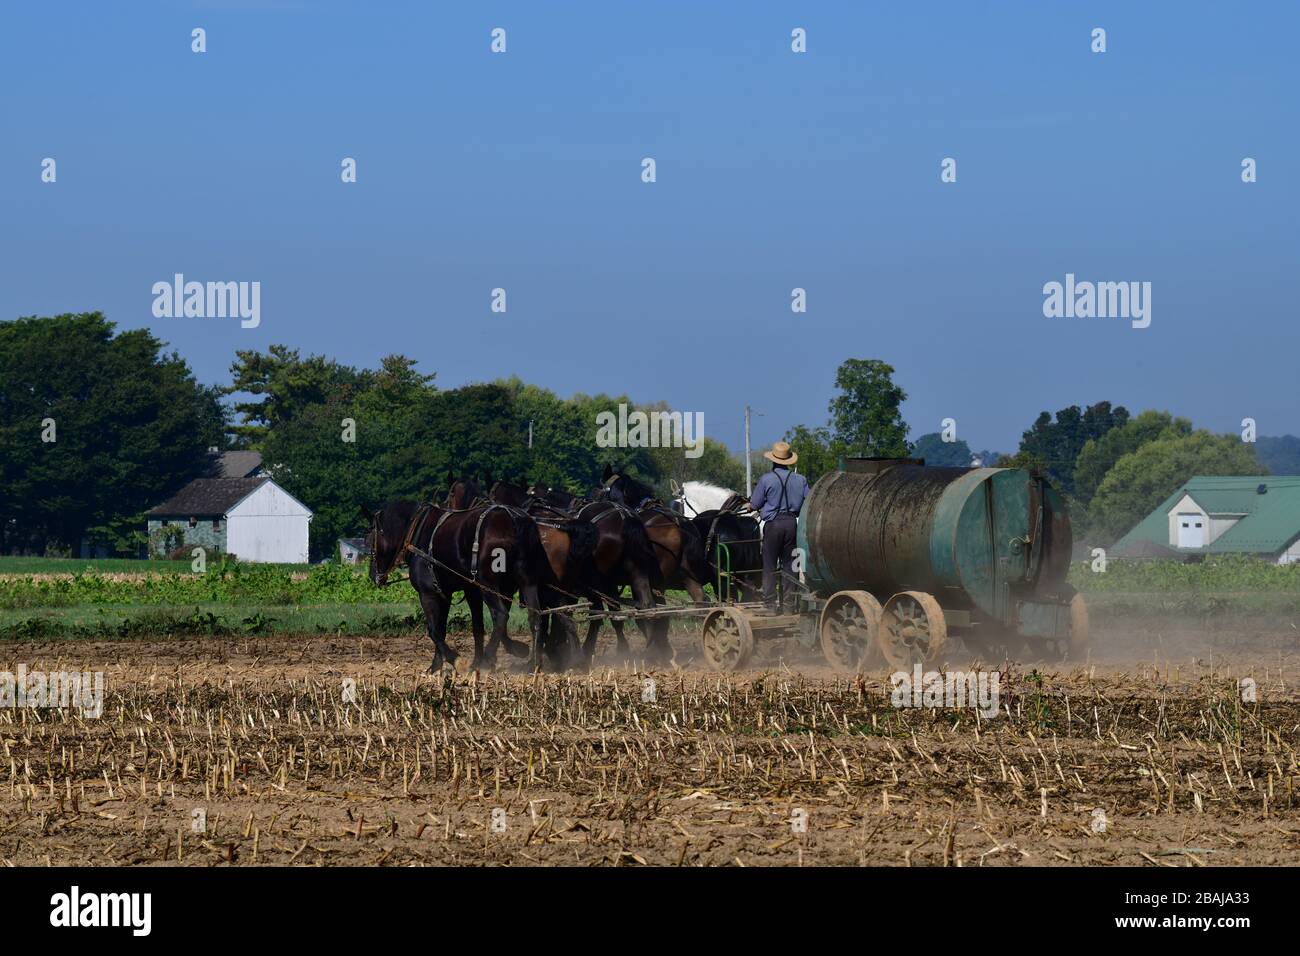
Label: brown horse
xmin=489 ymin=480 xmax=658 ymax=665
xmin=366 ymin=498 xmax=551 ymax=671
xmin=570 ymin=499 xmax=664 ymax=661
xmin=486 ymin=480 xmax=591 ymax=667
xmin=445 ymin=471 xmax=485 ymax=509
xmin=597 ymin=466 xmax=711 ymax=607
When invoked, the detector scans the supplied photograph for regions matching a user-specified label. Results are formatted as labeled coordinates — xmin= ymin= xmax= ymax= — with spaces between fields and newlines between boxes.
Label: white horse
xmin=671 ymin=480 xmax=730 ymax=515
xmin=671 ymin=480 xmax=765 ymax=532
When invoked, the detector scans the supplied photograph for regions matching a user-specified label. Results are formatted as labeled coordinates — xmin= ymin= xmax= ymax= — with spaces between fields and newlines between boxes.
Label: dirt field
xmin=2 ymin=621 xmax=1298 ymax=867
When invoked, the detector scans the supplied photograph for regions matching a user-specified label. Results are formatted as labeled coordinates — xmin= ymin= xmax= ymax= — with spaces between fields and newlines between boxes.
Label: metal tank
xmin=797 ymin=458 xmax=1085 ymax=665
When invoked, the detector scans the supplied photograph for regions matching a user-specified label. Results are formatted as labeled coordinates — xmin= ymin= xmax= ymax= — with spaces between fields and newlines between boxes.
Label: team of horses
xmin=364 ymin=467 xmax=762 ymax=672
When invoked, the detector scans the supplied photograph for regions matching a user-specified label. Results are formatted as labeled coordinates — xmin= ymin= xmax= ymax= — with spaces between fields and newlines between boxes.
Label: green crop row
xmin=0 ymin=556 xmax=197 ymax=574
xmin=1070 ymin=555 xmax=1300 ymax=593
xmin=0 ymin=560 xmax=401 ymax=609
xmin=0 ymin=602 xmax=432 ymax=641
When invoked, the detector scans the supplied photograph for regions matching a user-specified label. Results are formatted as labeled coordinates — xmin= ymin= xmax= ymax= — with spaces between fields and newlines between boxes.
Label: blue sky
xmin=2 ymin=1 xmax=1296 ymax=454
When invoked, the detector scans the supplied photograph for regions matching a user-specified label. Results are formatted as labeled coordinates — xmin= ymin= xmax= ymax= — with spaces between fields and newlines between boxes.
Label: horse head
xmin=445 ymin=475 xmax=483 ymax=509
xmin=489 ymin=479 xmax=531 ymax=508
xmin=601 ymin=467 xmax=657 ymax=510
xmin=364 ymin=500 xmax=416 ymax=587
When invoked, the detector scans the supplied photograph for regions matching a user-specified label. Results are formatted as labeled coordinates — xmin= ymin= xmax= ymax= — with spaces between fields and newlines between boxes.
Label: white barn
xmin=225 ymin=480 xmax=313 ymax=563
xmin=146 ymin=477 xmax=313 ymax=564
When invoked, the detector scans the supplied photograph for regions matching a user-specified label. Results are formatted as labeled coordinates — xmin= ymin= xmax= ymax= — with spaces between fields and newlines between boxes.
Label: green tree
xmin=646 ymin=436 xmax=745 ymax=495
xmin=261 ymin=397 xmax=380 ymax=560
xmin=0 ymin=313 xmax=225 ymax=554
xmin=910 ymin=431 xmax=973 ymax=467
xmin=828 ymin=359 xmax=910 ymax=457
xmin=1088 ymin=431 xmax=1266 ymax=543
xmin=499 ymin=379 xmax=622 ymax=494
xmin=225 ymin=344 xmax=373 ymax=448
xmin=1008 ymin=401 xmax=1129 ymax=494
xmin=259 ymin=355 xmax=441 ymax=558
xmin=1073 ymin=410 xmax=1192 ymax=506
xmin=781 ymin=424 xmax=845 ymax=486
xmin=1255 ymin=435 xmax=1300 ymax=475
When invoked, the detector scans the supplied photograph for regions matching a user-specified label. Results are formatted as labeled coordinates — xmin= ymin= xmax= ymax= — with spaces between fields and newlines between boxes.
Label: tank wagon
xmin=698 ymin=457 xmax=1088 ymax=671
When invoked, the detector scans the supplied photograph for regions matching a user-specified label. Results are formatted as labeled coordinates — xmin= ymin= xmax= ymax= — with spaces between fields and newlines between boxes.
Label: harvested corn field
xmin=2 ymin=632 xmax=1297 ymax=866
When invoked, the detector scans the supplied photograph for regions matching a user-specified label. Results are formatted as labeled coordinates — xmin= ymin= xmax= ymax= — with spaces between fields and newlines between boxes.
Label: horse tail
xmin=679 ymin=518 xmax=713 ymax=587
xmin=562 ymin=519 xmax=598 ymax=582
xmin=621 ymin=513 xmax=661 ymax=583
xmin=511 ymin=510 xmax=551 ymax=590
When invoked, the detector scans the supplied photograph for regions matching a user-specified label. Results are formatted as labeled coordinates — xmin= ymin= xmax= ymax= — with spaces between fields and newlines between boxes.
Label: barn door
xmin=1176 ymin=513 xmax=1206 ymax=548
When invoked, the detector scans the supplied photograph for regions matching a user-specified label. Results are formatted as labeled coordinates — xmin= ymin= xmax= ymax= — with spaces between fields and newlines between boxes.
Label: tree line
xmin=1 ymin=312 xmax=1290 ymax=559
xmin=0 ymin=314 xmax=745 ymax=559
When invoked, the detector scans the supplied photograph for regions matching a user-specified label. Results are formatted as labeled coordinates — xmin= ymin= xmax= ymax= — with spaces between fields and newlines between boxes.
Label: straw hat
xmin=763 ymin=441 xmax=798 ymax=466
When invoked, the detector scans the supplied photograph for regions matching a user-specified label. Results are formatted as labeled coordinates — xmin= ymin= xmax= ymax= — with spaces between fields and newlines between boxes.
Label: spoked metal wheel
xmin=700 ymin=607 xmax=754 ymax=671
xmin=819 ymin=590 xmax=884 ymax=672
xmin=879 ymin=591 xmax=947 ymax=670
xmin=1068 ymin=593 xmax=1090 ymax=661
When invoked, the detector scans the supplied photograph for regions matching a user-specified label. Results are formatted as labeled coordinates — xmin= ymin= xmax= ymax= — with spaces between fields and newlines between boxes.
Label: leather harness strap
xmin=400 ymin=502 xmax=530 ymax=600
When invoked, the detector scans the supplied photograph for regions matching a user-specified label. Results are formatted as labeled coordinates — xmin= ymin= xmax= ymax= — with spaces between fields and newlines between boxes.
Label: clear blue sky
xmin=2 ymin=1 xmax=1296 ymax=455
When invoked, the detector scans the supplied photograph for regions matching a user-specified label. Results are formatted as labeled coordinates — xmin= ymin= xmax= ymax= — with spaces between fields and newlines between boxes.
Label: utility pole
xmin=527 ymin=420 xmax=533 ymax=449
xmin=744 ymin=405 xmax=753 ymax=495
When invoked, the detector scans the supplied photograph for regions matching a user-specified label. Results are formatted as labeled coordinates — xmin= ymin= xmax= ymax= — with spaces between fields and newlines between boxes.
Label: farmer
xmin=745 ymin=441 xmax=808 ymax=614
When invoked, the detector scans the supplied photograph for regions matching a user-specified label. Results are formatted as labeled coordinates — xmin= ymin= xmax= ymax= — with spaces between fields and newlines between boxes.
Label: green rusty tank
xmin=797 ymin=458 xmax=1086 ymax=665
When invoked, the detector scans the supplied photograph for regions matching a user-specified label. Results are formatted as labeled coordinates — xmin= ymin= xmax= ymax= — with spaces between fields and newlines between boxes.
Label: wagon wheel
xmin=1068 ymin=594 xmax=1090 ymax=661
xmin=879 ymin=591 xmax=947 ymax=670
xmin=819 ymin=590 xmax=884 ymax=672
xmin=700 ymin=607 xmax=754 ymax=671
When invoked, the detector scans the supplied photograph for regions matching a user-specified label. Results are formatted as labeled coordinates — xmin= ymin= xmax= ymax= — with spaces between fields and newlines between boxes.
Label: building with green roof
xmin=1112 ymin=475 xmax=1300 ymax=563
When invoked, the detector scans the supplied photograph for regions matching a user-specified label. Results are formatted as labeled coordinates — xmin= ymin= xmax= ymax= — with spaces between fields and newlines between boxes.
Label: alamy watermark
xmin=50 ymin=886 xmax=150 ymax=936
xmin=890 ymin=665 xmax=1000 ymax=719
xmin=1042 ymin=273 xmax=1150 ymax=328
xmin=152 ymin=274 xmax=261 ymax=328
xmin=0 ymin=665 xmax=104 ymax=718
xmin=595 ymin=403 xmax=704 ymax=459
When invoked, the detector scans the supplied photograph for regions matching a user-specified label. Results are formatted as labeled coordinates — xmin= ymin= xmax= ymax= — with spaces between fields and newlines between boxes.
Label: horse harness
xmin=703 ymin=503 xmax=758 ymax=564
xmin=400 ymin=502 xmax=528 ymax=603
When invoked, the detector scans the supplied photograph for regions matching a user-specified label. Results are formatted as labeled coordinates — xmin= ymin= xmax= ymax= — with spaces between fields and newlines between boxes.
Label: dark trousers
xmin=761 ymin=515 xmax=798 ymax=610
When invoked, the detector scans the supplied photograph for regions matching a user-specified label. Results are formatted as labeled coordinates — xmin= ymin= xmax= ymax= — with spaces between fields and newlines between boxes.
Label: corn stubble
xmin=0 ymin=634 xmax=1297 ymax=867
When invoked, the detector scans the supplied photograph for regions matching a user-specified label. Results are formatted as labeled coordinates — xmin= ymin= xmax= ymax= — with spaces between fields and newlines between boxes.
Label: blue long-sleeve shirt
xmin=750 ymin=467 xmax=808 ymax=520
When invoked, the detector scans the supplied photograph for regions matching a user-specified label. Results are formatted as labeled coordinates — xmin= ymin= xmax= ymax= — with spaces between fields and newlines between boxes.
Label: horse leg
xmin=610 ymin=617 xmax=631 ymax=658
xmin=419 ymin=590 xmax=456 ymax=672
xmin=559 ymin=610 xmax=584 ymax=671
xmin=484 ymin=591 xmax=525 ymax=663
xmin=538 ymin=592 xmax=566 ymax=671
xmin=467 ymin=586 xmax=489 ymax=669
xmin=602 ymin=585 xmax=630 ymax=657
xmin=582 ymin=593 xmax=606 ymax=664
xmin=638 ymin=578 xmax=675 ymax=665
xmin=682 ymin=575 xmax=707 ymax=606
xmin=519 ymin=581 xmax=546 ymax=672
xmin=483 ymin=593 xmax=508 ymax=664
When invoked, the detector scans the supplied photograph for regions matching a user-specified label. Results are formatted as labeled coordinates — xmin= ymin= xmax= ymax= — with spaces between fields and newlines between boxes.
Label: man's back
xmin=751 ymin=467 xmax=808 ymax=520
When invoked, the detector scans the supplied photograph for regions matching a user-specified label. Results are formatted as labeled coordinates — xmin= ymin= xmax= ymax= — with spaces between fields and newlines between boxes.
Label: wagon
xmin=695 ymin=457 xmax=1088 ymax=671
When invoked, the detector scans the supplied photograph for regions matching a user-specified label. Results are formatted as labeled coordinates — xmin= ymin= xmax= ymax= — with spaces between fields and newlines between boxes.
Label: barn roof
xmin=1113 ymin=475 xmax=1300 ymax=556
xmin=146 ymin=478 xmax=269 ymax=518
